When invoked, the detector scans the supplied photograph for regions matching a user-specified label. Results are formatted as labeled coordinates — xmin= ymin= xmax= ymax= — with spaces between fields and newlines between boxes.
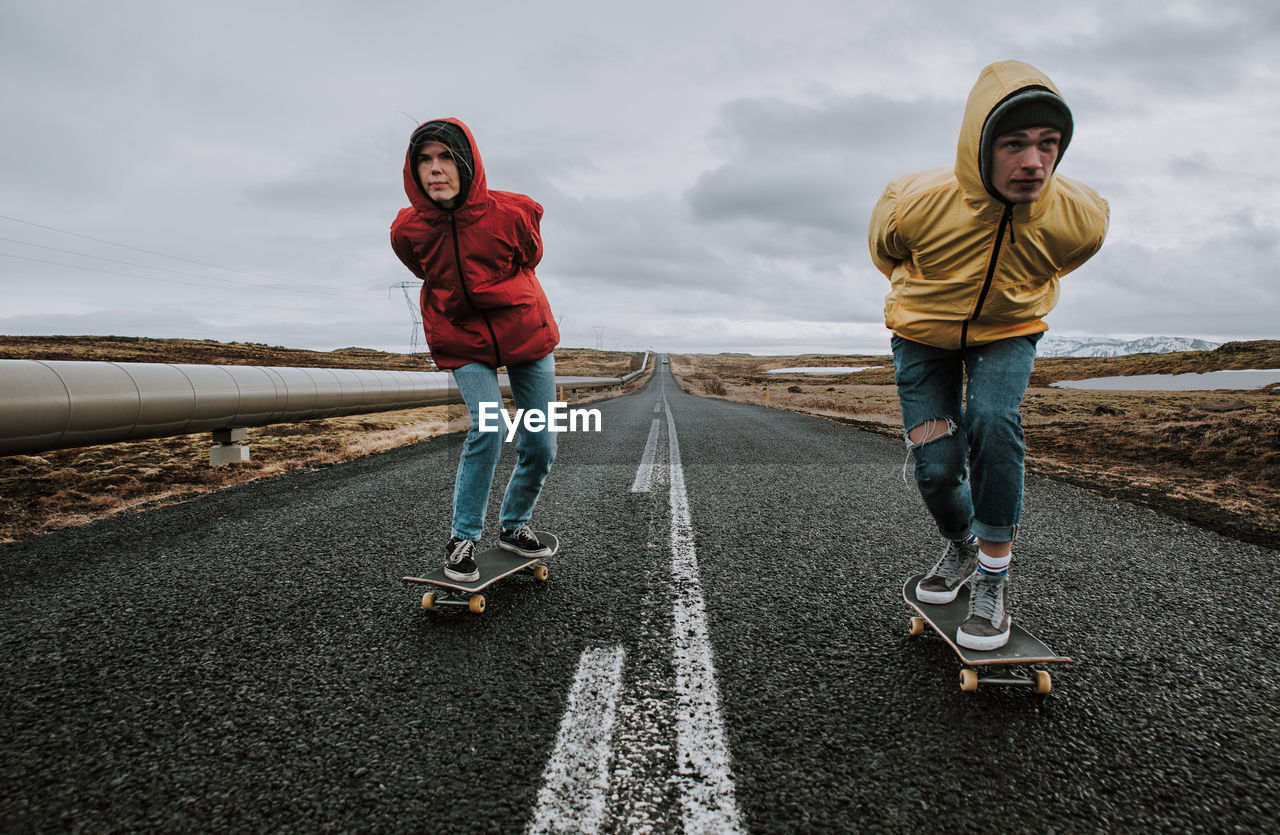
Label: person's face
xmin=416 ymin=141 xmax=461 ymax=207
xmin=989 ymin=127 xmax=1061 ymax=203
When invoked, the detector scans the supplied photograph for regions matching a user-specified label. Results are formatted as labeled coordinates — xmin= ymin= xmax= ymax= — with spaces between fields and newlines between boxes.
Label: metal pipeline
xmin=0 ymin=358 xmax=643 ymax=457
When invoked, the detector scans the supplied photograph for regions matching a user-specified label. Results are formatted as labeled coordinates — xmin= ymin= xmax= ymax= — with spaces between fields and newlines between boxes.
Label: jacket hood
xmin=402 ymin=117 xmax=489 ymax=220
xmin=955 ymin=61 xmax=1070 ymax=211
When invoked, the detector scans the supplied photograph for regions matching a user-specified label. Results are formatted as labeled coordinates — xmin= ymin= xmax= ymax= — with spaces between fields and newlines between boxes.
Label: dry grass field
xmin=0 ymin=337 xmax=647 ymax=542
xmin=671 ymin=341 xmax=1280 ymax=549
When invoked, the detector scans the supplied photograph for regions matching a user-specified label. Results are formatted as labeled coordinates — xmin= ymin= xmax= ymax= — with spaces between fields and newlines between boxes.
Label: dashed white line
xmin=528 ymin=645 xmax=627 ymax=834
xmin=630 ymin=417 xmax=662 ymax=493
xmin=631 ymin=375 xmax=669 ymax=492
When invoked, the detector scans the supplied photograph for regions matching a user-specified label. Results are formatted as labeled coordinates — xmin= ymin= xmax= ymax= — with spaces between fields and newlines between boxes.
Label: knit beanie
xmin=409 ymin=120 xmax=475 ymax=205
xmin=979 ymin=88 xmax=1073 ymax=197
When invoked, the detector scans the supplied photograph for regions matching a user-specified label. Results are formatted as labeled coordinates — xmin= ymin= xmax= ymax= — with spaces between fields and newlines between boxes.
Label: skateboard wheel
xmin=469 ymin=594 xmax=486 ymax=614
xmin=959 ymin=668 xmax=979 ymax=692
xmin=1033 ymin=670 xmax=1052 ymax=695
xmin=532 ymin=565 xmax=550 ymax=582
xmin=421 ymin=592 xmax=436 ymax=611
xmin=908 ymin=617 xmax=924 ymax=637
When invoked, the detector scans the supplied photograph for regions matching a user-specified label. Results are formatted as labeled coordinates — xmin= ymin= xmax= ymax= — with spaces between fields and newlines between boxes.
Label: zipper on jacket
xmin=962 ymin=201 xmax=1014 ymax=350
xmin=449 ymin=212 xmax=503 ymax=367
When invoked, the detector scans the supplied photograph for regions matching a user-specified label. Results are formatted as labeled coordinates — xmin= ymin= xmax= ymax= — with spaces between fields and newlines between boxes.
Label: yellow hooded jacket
xmin=869 ymin=60 xmax=1110 ymax=350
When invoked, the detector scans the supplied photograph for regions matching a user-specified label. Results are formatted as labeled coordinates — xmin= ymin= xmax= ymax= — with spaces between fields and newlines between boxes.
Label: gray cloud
xmin=1040 ymin=2 xmax=1280 ymax=100
xmin=242 ymin=150 xmax=403 ymax=217
xmin=2 ymin=0 xmax=1276 ymax=355
xmin=553 ymin=216 xmax=724 ymax=290
xmin=687 ymin=95 xmax=957 ymax=238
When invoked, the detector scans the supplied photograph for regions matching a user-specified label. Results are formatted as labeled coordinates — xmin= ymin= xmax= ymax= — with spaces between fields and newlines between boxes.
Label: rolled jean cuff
xmin=937 ymin=520 xmax=973 ymax=542
xmin=972 ymin=520 xmax=1017 ymax=543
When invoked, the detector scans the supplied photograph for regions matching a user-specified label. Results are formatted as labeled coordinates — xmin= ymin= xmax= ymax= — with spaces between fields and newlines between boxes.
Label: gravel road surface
xmin=3 ymin=358 xmax=1277 ymax=832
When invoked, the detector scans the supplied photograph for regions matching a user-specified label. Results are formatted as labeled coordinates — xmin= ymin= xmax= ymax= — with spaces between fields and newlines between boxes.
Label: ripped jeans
xmin=892 ymin=333 xmax=1041 ymax=543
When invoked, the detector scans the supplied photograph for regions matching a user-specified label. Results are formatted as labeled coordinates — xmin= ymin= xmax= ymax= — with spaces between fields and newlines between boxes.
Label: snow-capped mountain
xmin=1037 ymin=336 xmax=1220 ymax=358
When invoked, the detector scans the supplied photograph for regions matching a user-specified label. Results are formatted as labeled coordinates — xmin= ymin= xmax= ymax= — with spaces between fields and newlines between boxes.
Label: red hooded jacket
xmin=390 ymin=118 xmax=559 ymax=370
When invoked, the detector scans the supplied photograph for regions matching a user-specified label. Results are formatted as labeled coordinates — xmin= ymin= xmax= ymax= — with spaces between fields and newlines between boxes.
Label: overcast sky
xmin=2 ymin=0 xmax=1277 ymax=356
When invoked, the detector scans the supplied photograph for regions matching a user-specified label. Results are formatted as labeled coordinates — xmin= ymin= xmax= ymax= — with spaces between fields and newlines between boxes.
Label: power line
xmin=0 ymin=235 xmax=249 ymax=288
xmin=0 ymin=251 xmax=246 ymax=289
xmin=0 ymin=251 xmax=361 ymax=306
xmin=0 ymin=249 xmax=395 ymax=321
xmin=0 ymin=213 xmax=289 ymax=284
xmin=0 ymin=250 xmax=355 ymax=300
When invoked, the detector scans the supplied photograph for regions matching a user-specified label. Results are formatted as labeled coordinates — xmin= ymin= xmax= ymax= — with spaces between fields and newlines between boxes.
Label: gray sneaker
xmin=915 ymin=539 xmax=981 ymax=604
xmin=957 ymin=571 xmax=1011 ymax=651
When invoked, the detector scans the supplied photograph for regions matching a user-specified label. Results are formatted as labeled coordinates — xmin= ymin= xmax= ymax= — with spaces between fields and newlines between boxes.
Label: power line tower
xmin=594 ymin=326 xmax=605 ymax=350
xmin=391 ymin=282 xmax=424 ymax=354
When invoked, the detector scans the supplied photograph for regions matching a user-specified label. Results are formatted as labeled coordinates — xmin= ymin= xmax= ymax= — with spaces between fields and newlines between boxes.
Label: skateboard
xmin=402 ymin=533 xmax=559 ymax=615
xmin=902 ymin=573 xmax=1070 ymax=693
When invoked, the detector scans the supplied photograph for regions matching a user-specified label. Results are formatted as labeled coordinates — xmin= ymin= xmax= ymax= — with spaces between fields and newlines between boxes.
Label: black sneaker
xmin=444 ymin=537 xmax=479 ymax=582
xmin=957 ymin=571 xmax=1012 ymax=651
xmin=499 ymin=525 xmax=552 ymax=559
xmin=916 ymin=538 xmax=981 ymax=604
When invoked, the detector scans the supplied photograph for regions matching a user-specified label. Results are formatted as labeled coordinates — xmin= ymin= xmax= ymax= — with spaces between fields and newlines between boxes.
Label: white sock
xmin=977 ymin=549 xmax=1011 ymax=575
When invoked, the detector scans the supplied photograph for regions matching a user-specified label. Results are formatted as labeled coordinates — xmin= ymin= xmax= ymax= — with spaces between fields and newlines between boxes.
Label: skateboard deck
xmin=402 ymin=532 xmax=559 ymax=614
xmin=903 ymin=573 xmax=1070 ymax=693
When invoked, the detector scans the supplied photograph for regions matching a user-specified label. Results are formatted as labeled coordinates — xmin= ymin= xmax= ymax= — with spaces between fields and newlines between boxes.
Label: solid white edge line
xmin=664 ymin=401 xmax=744 ymax=833
xmin=527 ymin=645 xmax=627 ymax=835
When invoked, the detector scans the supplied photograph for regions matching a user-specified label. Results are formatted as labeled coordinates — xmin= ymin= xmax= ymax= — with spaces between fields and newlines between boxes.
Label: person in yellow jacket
xmin=869 ymin=60 xmax=1109 ymax=650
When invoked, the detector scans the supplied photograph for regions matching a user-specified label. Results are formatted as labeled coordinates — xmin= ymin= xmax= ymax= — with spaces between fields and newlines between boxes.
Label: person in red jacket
xmin=391 ymin=118 xmax=560 ymax=581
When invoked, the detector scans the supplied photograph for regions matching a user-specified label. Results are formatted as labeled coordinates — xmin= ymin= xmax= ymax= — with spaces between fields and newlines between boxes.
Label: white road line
xmin=629 ymin=417 xmax=662 ymax=492
xmin=534 ymin=369 xmax=741 ymax=832
xmin=629 ymin=371 xmax=669 ymax=491
xmin=663 ymin=399 xmax=744 ymax=833
xmin=528 ymin=645 xmax=627 ymax=835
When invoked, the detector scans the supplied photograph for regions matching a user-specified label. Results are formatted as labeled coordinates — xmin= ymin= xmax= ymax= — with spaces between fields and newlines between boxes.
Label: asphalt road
xmin=2 ymin=359 xmax=1277 ymax=832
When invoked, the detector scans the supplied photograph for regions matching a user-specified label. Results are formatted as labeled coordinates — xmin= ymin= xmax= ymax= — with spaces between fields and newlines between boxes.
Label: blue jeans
xmin=450 ymin=353 xmax=557 ymax=541
xmin=892 ymin=334 xmax=1040 ymax=543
